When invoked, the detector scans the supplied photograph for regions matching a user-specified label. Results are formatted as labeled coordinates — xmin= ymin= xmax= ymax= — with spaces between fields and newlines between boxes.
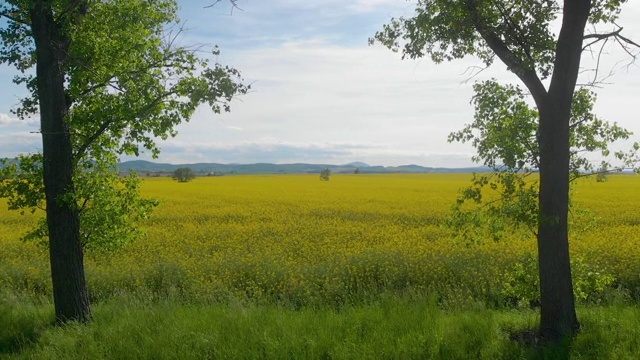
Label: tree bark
xmin=30 ymin=1 xmax=91 ymax=323
xmin=534 ymin=0 xmax=591 ymax=341
xmin=536 ymin=102 xmax=578 ymax=340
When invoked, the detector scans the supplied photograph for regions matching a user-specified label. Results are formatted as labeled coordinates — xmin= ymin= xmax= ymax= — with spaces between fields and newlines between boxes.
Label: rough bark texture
xmin=536 ymin=105 xmax=579 ymax=340
xmin=30 ymin=1 xmax=91 ymax=324
xmin=534 ymin=0 xmax=591 ymax=341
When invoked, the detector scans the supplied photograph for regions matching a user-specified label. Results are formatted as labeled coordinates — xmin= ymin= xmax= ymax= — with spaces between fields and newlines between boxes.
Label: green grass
xmin=2 ymin=294 xmax=640 ymax=359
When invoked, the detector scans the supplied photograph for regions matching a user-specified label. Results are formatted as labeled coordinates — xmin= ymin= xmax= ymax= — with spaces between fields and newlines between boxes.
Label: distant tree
xmin=173 ymin=168 xmax=196 ymax=183
xmin=320 ymin=168 xmax=331 ymax=181
xmin=354 ymin=168 xmax=360 ymax=174
xmin=595 ymin=164 xmax=609 ymax=183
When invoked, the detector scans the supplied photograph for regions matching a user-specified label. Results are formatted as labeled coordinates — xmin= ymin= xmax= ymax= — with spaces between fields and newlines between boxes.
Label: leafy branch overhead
xmin=372 ymin=0 xmax=638 ymax=98
xmin=446 ymin=80 xmax=639 ymax=243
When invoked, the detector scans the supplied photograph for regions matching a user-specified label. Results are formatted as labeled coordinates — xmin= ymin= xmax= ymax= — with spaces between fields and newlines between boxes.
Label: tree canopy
xmin=173 ymin=167 xmax=196 ymax=183
xmin=320 ymin=168 xmax=331 ymax=181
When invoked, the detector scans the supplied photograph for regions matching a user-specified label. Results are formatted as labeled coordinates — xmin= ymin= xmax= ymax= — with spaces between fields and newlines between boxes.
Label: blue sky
xmin=1 ymin=0 xmax=639 ymax=167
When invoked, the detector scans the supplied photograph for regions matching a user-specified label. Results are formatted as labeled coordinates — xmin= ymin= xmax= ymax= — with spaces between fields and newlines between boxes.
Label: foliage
xmin=0 ymin=154 xmax=158 ymax=252
xmin=2 ymin=174 xmax=637 ymax=308
xmin=0 ymin=155 xmax=45 ymax=215
xmin=371 ymin=0 xmax=628 ymax=73
xmin=0 ymin=0 xmax=248 ymax=251
xmin=172 ymin=168 xmax=196 ymax=183
xmin=445 ymin=81 xmax=639 ymax=243
xmin=319 ymin=168 xmax=331 ymax=181
xmin=500 ymin=253 xmax=616 ymax=307
xmin=5 ymin=297 xmax=640 ymax=359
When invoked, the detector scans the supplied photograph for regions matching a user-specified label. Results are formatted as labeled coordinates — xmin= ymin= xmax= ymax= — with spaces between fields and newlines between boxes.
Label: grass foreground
xmin=2 ymin=294 xmax=640 ymax=359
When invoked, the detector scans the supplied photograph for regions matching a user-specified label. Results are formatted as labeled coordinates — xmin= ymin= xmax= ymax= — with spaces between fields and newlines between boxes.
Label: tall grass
xmin=2 ymin=294 xmax=640 ymax=359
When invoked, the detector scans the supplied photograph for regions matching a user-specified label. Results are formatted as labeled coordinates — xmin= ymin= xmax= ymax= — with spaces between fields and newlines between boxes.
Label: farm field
xmin=1 ymin=173 xmax=640 ymax=358
xmin=2 ymin=173 xmax=639 ymax=307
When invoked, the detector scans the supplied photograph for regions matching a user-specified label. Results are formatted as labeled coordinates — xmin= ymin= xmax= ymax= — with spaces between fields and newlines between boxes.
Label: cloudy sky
xmin=1 ymin=1 xmax=639 ymax=167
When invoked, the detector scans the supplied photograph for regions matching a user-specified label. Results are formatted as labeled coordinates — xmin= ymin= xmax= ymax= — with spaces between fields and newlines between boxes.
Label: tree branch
xmin=0 ymin=10 xmax=31 ymax=26
xmin=617 ymin=32 xmax=640 ymax=50
xmin=465 ymin=0 xmax=547 ymax=104
xmin=569 ymin=167 xmax=626 ymax=182
xmin=580 ymin=25 xmax=640 ymax=88
xmin=55 ymin=0 xmax=88 ymax=23
xmin=74 ymin=119 xmax=114 ymax=162
xmin=74 ymin=90 xmax=179 ymax=161
xmin=517 ymin=133 xmax=540 ymax=169
xmin=569 ymin=117 xmax=590 ymax=130
xmin=614 ymin=35 xmax=639 ymax=63
xmin=493 ymin=1 xmax=535 ymax=66
xmin=461 ymin=63 xmax=491 ymax=85
xmin=204 ymin=0 xmax=242 ymax=13
xmin=583 ymin=27 xmax=622 ymax=41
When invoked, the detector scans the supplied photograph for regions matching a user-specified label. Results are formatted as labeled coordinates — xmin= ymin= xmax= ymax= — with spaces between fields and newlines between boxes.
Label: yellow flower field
xmin=1 ymin=173 xmax=639 ymax=308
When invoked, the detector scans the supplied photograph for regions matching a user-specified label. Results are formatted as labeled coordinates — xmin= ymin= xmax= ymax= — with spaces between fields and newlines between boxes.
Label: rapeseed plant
xmin=1 ymin=174 xmax=638 ymax=307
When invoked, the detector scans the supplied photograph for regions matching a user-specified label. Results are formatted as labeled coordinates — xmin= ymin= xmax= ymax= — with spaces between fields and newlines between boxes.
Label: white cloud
xmin=348 ymin=0 xmax=409 ymax=13
xmin=0 ymin=132 xmax=41 ymax=157
xmin=1 ymin=1 xmax=639 ymax=167
xmin=151 ymin=39 xmax=512 ymax=166
xmin=135 ymin=28 xmax=640 ymax=166
xmin=0 ymin=113 xmax=39 ymax=127
xmin=0 ymin=113 xmax=18 ymax=125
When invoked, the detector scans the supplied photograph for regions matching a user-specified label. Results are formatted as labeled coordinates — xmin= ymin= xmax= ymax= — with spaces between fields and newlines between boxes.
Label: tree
xmin=0 ymin=0 xmax=248 ymax=323
xmin=172 ymin=167 xmax=196 ymax=183
xmin=354 ymin=167 xmax=360 ymax=174
xmin=373 ymin=0 xmax=638 ymax=340
xmin=320 ymin=168 xmax=331 ymax=181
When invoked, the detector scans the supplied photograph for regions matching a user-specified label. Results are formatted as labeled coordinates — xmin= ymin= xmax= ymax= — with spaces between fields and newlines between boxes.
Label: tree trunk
xmin=534 ymin=0 xmax=591 ymax=341
xmin=30 ymin=1 xmax=91 ymax=323
xmin=536 ymin=103 xmax=578 ymax=340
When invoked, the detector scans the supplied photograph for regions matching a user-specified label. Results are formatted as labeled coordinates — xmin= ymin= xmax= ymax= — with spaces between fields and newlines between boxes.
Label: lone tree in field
xmin=320 ymin=168 xmax=331 ymax=181
xmin=172 ymin=168 xmax=196 ymax=183
xmin=373 ymin=0 xmax=639 ymax=340
xmin=0 ymin=0 xmax=248 ymax=323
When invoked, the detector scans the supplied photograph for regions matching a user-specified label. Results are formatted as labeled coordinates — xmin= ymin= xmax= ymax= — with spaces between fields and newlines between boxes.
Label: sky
xmin=1 ymin=1 xmax=639 ymax=167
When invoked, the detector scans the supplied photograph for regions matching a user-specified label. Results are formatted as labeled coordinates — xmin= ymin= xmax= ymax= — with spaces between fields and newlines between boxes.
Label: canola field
xmin=1 ymin=173 xmax=639 ymax=308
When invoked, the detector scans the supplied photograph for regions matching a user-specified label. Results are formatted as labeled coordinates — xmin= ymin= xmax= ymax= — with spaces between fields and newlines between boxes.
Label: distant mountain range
xmin=117 ymin=160 xmax=490 ymax=175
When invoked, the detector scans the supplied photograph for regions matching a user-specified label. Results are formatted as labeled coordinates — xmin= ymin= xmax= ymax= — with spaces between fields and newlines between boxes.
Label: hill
xmin=117 ymin=160 xmax=489 ymax=175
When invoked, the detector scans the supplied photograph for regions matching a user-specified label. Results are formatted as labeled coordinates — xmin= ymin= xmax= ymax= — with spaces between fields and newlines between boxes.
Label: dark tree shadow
xmin=509 ymin=328 xmax=574 ymax=360
xmin=0 ymin=314 xmax=54 ymax=356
